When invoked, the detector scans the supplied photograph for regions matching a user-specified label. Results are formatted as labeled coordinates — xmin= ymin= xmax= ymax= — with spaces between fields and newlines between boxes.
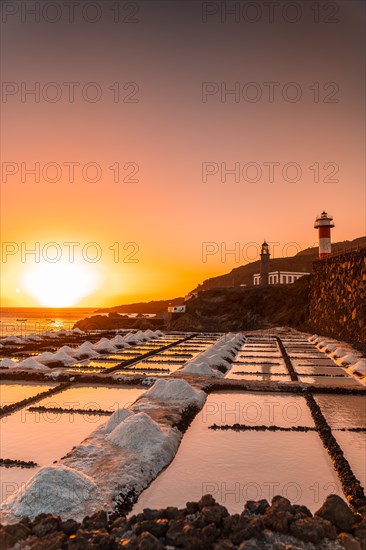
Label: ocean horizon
xmin=0 ymin=307 xmax=98 ymax=336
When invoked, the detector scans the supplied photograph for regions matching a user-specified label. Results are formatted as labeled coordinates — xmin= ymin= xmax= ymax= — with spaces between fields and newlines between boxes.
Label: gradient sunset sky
xmin=1 ymin=0 xmax=365 ymax=307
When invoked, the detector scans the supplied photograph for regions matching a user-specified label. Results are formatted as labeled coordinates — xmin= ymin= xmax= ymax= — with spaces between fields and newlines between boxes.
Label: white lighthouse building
xmin=314 ymin=211 xmax=335 ymax=259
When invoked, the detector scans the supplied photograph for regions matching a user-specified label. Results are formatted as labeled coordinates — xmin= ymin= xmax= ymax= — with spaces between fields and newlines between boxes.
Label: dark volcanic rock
xmin=32 ymin=515 xmax=61 ymax=537
xmin=244 ymin=499 xmax=270 ymax=516
xmin=0 ymin=528 xmax=16 ymax=550
xmin=263 ymin=496 xmax=294 ymax=534
xmin=290 ymin=516 xmax=337 ymax=543
xmin=4 ymin=521 xmax=31 ymax=542
xmin=137 ymin=531 xmax=164 ymax=550
xmin=2 ymin=493 xmax=365 ymax=549
xmin=339 ymin=532 xmax=362 ymax=550
xmin=315 ymin=494 xmax=356 ymax=533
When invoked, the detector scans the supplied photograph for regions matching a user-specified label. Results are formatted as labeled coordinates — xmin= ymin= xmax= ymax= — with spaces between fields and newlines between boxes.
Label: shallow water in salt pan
xmin=333 ymin=431 xmax=366 ymax=488
xmin=133 ymin=393 xmax=343 ymax=514
xmin=199 ymin=392 xmax=315 ymax=428
xmin=299 ymin=376 xmax=360 ymax=386
xmin=0 ymin=382 xmax=56 ymax=407
xmin=227 ymin=363 xmax=288 ymax=376
xmin=294 ymin=366 xmax=346 ymax=376
xmin=226 ymin=373 xmax=291 ymax=381
xmin=37 ymin=385 xmax=145 ymax=411
xmin=0 ymin=411 xmax=108 ymax=503
xmin=314 ymin=395 xmax=366 ymax=428
xmin=0 ymin=385 xmax=145 ymax=504
xmin=0 ymin=466 xmax=41 ymax=504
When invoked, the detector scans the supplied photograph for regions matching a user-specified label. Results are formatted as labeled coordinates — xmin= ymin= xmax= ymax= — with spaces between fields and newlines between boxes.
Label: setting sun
xmin=19 ymin=261 xmax=102 ymax=307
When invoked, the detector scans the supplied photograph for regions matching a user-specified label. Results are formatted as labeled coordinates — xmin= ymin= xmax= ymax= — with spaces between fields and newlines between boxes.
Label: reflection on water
xmin=0 ymin=410 xmax=108 ymax=503
xmin=0 ymin=466 xmax=41 ymax=504
xmin=294 ymin=366 xmax=346 ymax=376
xmin=227 ymin=363 xmax=288 ymax=377
xmin=299 ymin=376 xmax=360 ymax=387
xmin=37 ymin=385 xmax=145 ymax=411
xmin=0 ymin=385 xmax=146 ymax=504
xmin=0 ymin=382 xmax=55 ymax=407
xmin=227 ymin=373 xmax=291 ymax=381
xmin=315 ymin=395 xmax=366 ymax=428
xmin=333 ymin=431 xmax=366 ymax=488
xmin=133 ymin=394 xmax=343 ymax=514
xmin=199 ymin=392 xmax=315 ymax=428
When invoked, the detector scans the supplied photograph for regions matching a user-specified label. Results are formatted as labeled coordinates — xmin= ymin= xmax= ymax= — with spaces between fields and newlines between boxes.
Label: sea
xmin=0 ymin=307 xmax=98 ymax=337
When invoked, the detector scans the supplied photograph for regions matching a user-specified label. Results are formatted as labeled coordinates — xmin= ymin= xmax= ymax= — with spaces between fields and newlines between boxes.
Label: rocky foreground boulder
xmin=0 ymin=494 xmax=364 ymax=549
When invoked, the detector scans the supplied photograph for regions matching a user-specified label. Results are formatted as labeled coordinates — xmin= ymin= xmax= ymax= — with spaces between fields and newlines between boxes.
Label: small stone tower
xmin=260 ymin=241 xmax=270 ymax=285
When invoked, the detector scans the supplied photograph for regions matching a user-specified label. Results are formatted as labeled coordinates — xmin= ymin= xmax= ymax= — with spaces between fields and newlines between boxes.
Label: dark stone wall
xmin=308 ymin=249 xmax=366 ymax=344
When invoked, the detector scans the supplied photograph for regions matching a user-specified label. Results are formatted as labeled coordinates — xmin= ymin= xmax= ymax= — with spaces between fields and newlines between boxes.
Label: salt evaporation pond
xmin=292 ymin=358 xmax=335 ymax=367
xmin=0 ymin=411 xmax=107 ymax=503
xmin=133 ymin=393 xmax=344 ymax=514
xmin=294 ymin=366 xmax=347 ymax=376
xmin=198 ymin=392 xmax=315 ymax=427
xmin=36 ymin=385 xmax=145 ymax=411
xmin=0 ymin=386 xmax=145 ymax=504
xmin=227 ymin=363 xmax=288 ymax=377
xmin=226 ymin=373 xmax=291 ymax=381
xmin=333 ymin=431 xmax=366 ymax=488
xmin=0 ymin=466 xmax=42 ymax=505
xmin=234 ymin=357 xmax=284 ymax=365
xmin=314 ymin=395 xmax=366 ymax=429
xmin=299 ymin=376 xmax=360 ymax=387
xmin=0 ymin=382 xmax=56 ymax=407
xmin=114 ymin=361 xmax=182 ymax=375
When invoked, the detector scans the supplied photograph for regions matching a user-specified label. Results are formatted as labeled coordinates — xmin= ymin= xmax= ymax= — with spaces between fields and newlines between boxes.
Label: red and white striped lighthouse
xmin=314 ymin=211 xmax=335 ymax=259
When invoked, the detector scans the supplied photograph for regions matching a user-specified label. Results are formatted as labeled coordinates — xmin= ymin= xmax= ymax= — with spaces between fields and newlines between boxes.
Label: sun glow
xmin=19 ymin=261 xmax=102 ymax=307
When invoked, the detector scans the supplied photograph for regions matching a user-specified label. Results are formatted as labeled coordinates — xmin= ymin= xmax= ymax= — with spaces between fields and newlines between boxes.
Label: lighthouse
xmin=314 ymin=211 xmax=335 ymax=259
xmin=260 ymin=241 xmax=270 ymax=285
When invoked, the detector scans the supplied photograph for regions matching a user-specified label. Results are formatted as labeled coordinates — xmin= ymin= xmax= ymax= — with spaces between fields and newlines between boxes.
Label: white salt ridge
xmin=347 ymin=359 xmax=366 ymax=376
xmin=112 ymin=335 xmax=131 ymax=348
xmin=93 ymin=337 xmax=118 ymax=353
xmin=73 ymin=341 xmax=100 ymax=359
xmin=323 ymin=344 xmax=337 ymax=353
xmin=180 ymin=333 xmax=244 ymax=377
xmin=107 ymin=412 xmax=175 ymax=457
xmin=0 ymin=352 xmax=206 ymax=522
xmin=330 ymin=348 xmax=347 ymax=359
xmin=0 ymin=358 xmax=17 ymax=367
xmin=25 ymin=334 xmax=43 ymax=342
xmin=336 ymin=354 xmax=358 ymax=366
xmin=104 ymin=408 xmax=133 ymax=433
xmin=135 ymin=330 xmax=149 ymax=342
xmin=316 ymin=341 xmax=328 ymax=350
xmin=2 ymin=465 xmax=97 ymax=519
xmin=37 ymin=350 xmax=74 ymax=366
xmin=181 ymin=362 xmax=224 ymax=378
xmin=309 ymin=336 xmax=364 ymax=385
xmin=58 ymin=345 xmax=76 ymax=355
xmin=1 ymin=336 xmax=25 ymax=344
xmin=16 ymin=357 xmax=50 ymax=370
xmin=144 ymin=379 xmax=206 ymax=407
xmin=145 ymin=329 xmax=159 ymax=339
xmin=52 ymin=350 xmax=76 ymax=365
xmin=43 ymin=331 xmax=59 ymax=339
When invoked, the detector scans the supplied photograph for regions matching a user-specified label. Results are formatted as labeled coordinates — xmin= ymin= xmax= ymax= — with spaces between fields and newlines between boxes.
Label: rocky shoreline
xmin=1 ymin=494 xmax=365 ymax=549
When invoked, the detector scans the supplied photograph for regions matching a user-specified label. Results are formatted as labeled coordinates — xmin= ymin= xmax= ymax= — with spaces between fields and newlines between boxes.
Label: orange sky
xmin=1 ymin=1 xmax=365 ymax=307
